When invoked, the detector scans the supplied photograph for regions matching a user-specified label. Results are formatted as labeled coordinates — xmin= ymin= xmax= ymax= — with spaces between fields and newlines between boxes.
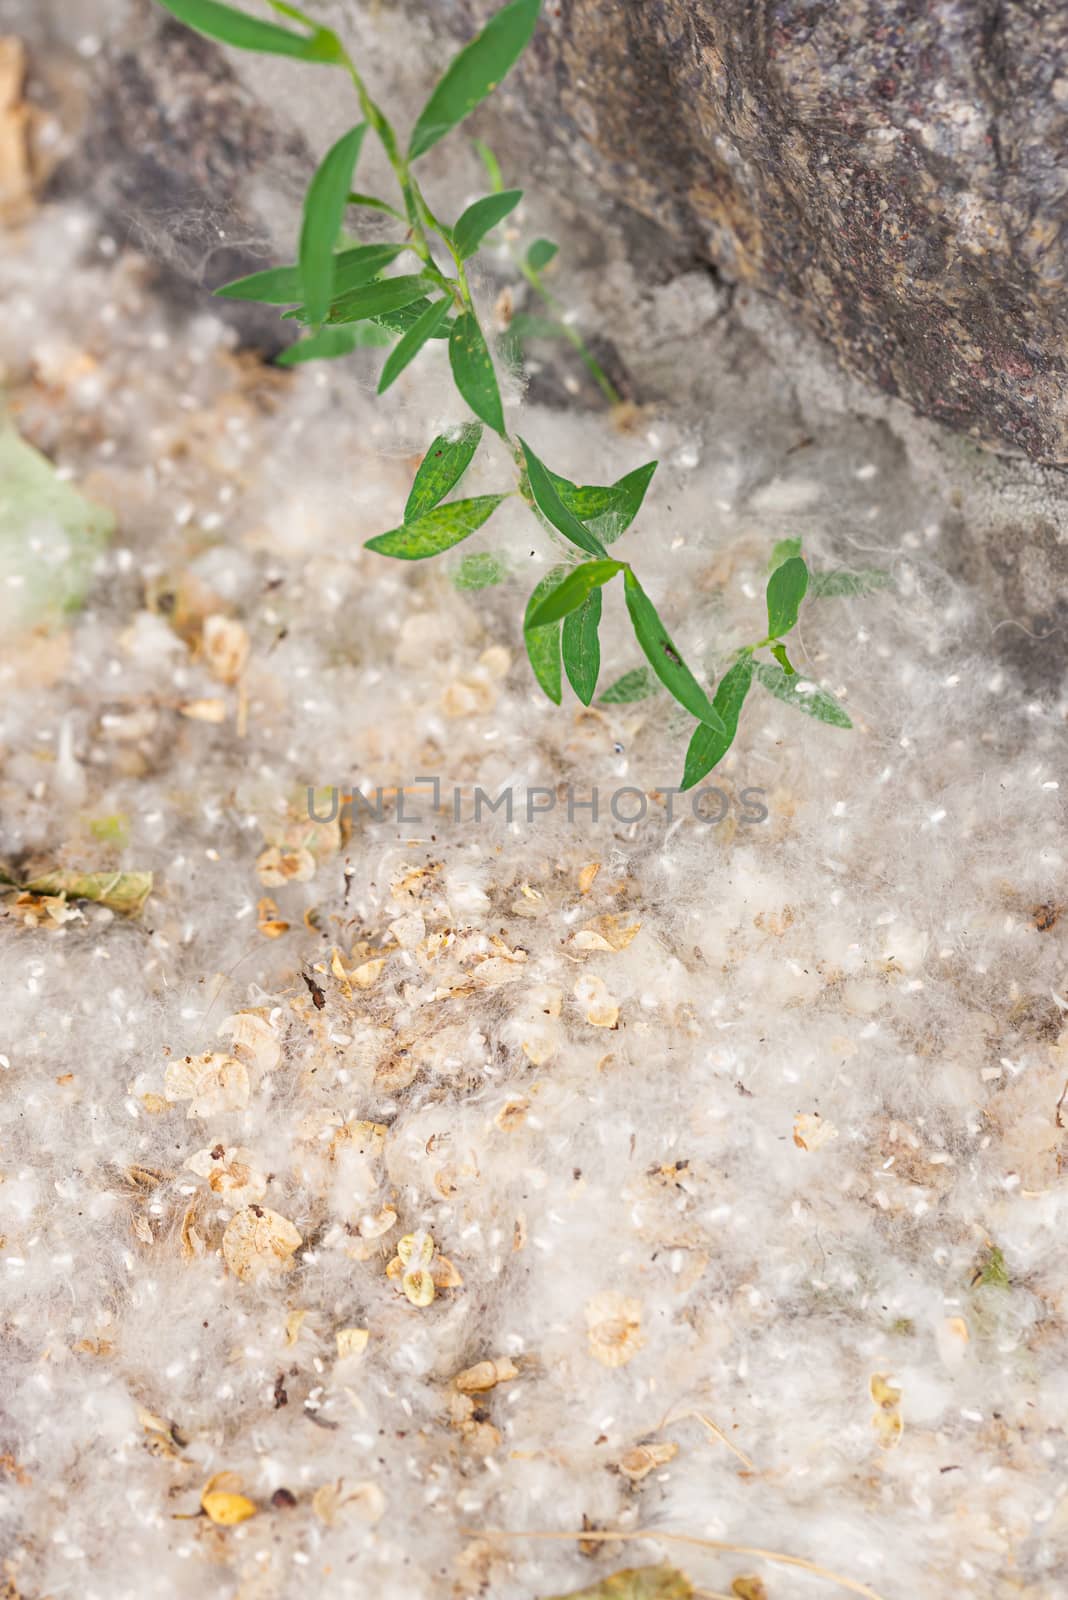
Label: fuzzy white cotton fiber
xmin=1 ymin=25 xmax=1067 ymax=1600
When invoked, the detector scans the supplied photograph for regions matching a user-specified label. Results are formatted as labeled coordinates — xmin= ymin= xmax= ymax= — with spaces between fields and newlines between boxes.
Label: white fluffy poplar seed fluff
xmin=1 ymin=6 xmax=1067 ymax=1600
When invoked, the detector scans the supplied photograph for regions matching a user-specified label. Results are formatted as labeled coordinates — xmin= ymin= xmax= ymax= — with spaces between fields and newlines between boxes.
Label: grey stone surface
xmin=436 ymin=0 xmax=1068 ymax=464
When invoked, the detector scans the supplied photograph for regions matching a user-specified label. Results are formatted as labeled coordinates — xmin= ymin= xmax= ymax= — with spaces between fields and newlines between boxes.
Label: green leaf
xmin=215 ymin=242 xmax=405 ymax=304
xmin=449 ymin=312 xmax=506 ymax=434
xmin=377 ymin=297 xmax=451 ymax=393
xmin=453 ymin=188 xmax=523 ymax=259
xmin=505 ymin=313 xmax=565 ymax=340
xmin=517 ymin=437 xmax=607 ymax=558
xmin=562 ymin=587 xmax=602 ymax=705
xmin=622 ymin=570 xmax=724 ymax=732
xmin=0 ymin=423 xmax=114 ymax=629
xmin=754 ymin=660 xmax=853 ymax=728
xmin=770 ymin=641 xmax=795 ymax=675
xmin=405 ymin=424 xmax=483 ymax=520
xmin=451 ymin=551 xmax=507 ymax=590
xmin=474 ymin=138 xmax=504 ymax=193
xmin=365 ymin=495 xmax=508 ymax=560
xmin=347 ymin=322 xmax=395 ymax=348
xmin=599 ymin=666 xmax=658 ymax=704
xmin=346 ymin=191 xmax=405 ymax=221
xmin=543 ymin=1565 xmax=693 ymax=1600
xmin=769 ymin=536 xmax=802 ymax=569
xmin=299 ymin=124 xmax=367 ymax=326
xmin=374 ymin=296 xmax=452 ymax=339
xmin=153 ymin=0 xmax=345 ymax=62
xmin=808 ymin=567 xmax=892 ymax=598
xmin=276 ymin=326 xmax=364 ymax=366
xmin=765 ymin=554 xmax=808 ymax=638
xmin=409 ymin=0 xmax=542 ymax=159
xmin=295 ymin=274 xmax=431 ymax=326
xmin=523 ymin=566 xmax=565 ymax=704
xmin=549 ymin=460 xmax=657 ymax=544
xmin=526 ymin=558 xmax=622 ymax=627
xmin=526 ymin=237 xmax=559 ymax=272
xmin=19 ymin=869 xmax=153 ymax=916
xmin=681 ymin=654 xmax=754 ymax=790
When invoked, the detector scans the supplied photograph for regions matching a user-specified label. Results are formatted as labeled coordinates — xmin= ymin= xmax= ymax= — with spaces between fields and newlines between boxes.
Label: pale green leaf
xmin=19 ymin=870 xmax=153 ymax=916
xmin=542 ymin=1564 xmax=693 ymax=1600
xmin=365 ymin=494 xmax=507 ymax=559
xmin=765 ymin=554 xmax=808 ymax=638
xmin=808 ymin=567 xmax=892 ymax=598
xmin=623 ymin=569 xmax=724 ymax=731
xmin=506 ymin=313 xmax=565 ymax=340
xmin=681 ymin=653 xmax=754 ymax=790
xmin=346 ymin=191 xmax=405 ymax=221
xmin=562 ymin=587 xmax=601 ymax=705
xmin=300 ymin=123 xmax=367 ymax=326
xmin=276 ymin=326 xmax=363 ymax=366
xmin=474 ymin=138 xmax=504 ymax=193
xmin=454 ymin=188 xmax=523 ymax=259
xmin=215 ymin=242 xmax=404 ymax=304
xmin=295 ymin=274 xmax=431 ymax=326
xmin=409 ymin=0 xmax=542 ymax=159
xmin=153 ymin=0 xmax=345 ymax=62
xmin=0 ymin=424 xmax=113 ymax=629
xmin=405 ymin=424 xmax=482 ymax=520
xmin=449 ymin=312 xmax=506 ymax=434
xmin=548 ymin=460 xmax=657 ymax=543
xmin=754 ymin=660 xmax=853 ymax=727
xmin=769 ymin=536 xmax=802 ymax=569
xmin=518 ymin=437 xmax=607 ymax=558
xmin=377 ymin=297 xmax=451 ymax=392
xmin=525 ymin=558 xmax=622 ymax=627
xmin=523 ymin=566 xmax=566 ymax=704
xmin=526 ymin=237 xmax=559 ymax=272
xmin=599 ymin=666 xmax=658 ymax=704
xmin=451 ymin=551 xmax=507 ymax=590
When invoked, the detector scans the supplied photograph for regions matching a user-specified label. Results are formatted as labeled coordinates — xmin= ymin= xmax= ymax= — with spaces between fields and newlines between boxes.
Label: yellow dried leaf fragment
xmin=257 ymin=896 xmax=289 ymax=938
xmin=453 ymin=1357 xmax=519 ymax=1394
xmin=578 ymin=861 xmax=601 ymax=895
xmin=186 ymin=1145 xmax=266 ymax=1206
xmin=586 ymin=1290 xmax=644 ymax=1367
xmin=336 ymin=1328 xmax=370 ymax=1361
xmin=256 ymin=843 xmax=315 ymax=886
xmin=572 ymin=914 xmax=641 ymax=953
xmin=312 ymin=1477 xmax=386 ymax=1527
xmin=731 ymin=1579 xmax=768 ymax=1600
xmin=164 ymin=1052 xmax=249 ymax=1118
xmin=200 ymin=1473 xmax=256 ymax=1526
xmin=792 ymin=1111 xmax=838 ymax=1151
xmin=202 ymin=614 xmax=250 ymax=684
xmin=544 ymin=1567 xmax=693 ymax=1600
xmin=20 ymin=870 xmax=153 ymax=917
xmin=350 ymin=957 xmax=386 ymax=990
xmin=218 ymin=1011 xmax=280 ymax=1073
xmin=870 ymin=1372 xmax=903 ymax=1449
xmin=617 ymin=1439 xmax=679 ymax=1480
xmin=285 ymin=1308 xmax=310 ymax=1346
xmin=574 ymin=974 xmax=620 ymax=1029
xmin=179 ymin=697 xmax=227 ymax=723
xmin=387 ymin=1230 xmax=457 ymax=1307
xmin=222 ymin=1206 xmax=302 ymax=1283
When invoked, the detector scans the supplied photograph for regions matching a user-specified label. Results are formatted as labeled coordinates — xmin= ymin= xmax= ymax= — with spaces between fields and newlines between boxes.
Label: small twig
xmin=462 ymin=1528 xmax=888 ymax=1600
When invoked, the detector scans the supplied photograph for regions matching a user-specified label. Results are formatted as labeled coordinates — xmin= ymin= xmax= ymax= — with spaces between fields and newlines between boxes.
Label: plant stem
xmin=519 ymin=259 xmax=623 ymax=407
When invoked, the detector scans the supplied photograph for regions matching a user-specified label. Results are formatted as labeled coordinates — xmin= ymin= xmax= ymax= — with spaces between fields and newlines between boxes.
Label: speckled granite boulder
xmin=437 ymin=0 xmax=1068 ymax=463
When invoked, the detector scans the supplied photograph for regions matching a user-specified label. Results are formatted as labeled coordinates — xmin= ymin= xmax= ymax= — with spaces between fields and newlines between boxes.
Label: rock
xmin=68 ymin=4 xmax=308 ymax=353
xmin=436 ymin=0 xmax=1068 ymax=463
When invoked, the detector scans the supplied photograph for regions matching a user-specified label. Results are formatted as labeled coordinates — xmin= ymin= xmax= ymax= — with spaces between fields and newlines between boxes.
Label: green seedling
xmin=155 ymin=0 xmax=883 ymax=784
